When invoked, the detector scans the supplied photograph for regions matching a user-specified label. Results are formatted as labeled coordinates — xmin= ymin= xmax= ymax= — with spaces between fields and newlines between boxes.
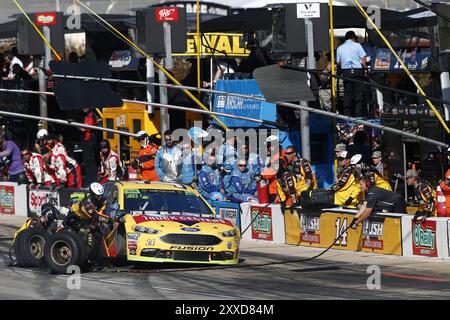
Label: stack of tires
xmin=14 ymin=228 xmax=88 ymax=274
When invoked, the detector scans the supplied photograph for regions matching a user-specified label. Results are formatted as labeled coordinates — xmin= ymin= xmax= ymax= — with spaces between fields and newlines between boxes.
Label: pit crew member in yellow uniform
xmin=64 ymin=182 xmax=108 ymax=232
xmin=276 ymin=146 xmax=317 ymax=205
xmin=333 ymin=151 xmax=362 ymax=208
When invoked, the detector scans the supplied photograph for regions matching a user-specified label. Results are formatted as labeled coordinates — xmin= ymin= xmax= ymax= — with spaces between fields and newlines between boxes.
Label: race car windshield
xmin=124 ymin=189 xmax=212 ymax=216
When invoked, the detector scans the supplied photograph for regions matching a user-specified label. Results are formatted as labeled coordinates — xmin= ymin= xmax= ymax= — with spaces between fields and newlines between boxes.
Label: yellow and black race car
xmin=105 ymin=181 xmax=240 ymax=265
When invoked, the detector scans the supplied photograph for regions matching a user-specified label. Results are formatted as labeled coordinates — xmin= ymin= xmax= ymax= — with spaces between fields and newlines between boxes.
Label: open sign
xmin=156 ymin=7 xmax=179 ymax=22
xmin=36 ymin=12 xmax=57 ymax=26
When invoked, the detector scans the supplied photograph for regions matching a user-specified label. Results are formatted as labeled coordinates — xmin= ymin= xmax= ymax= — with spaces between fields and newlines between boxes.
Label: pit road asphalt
xmin=1 ymin=215 xmax=450 ymax=300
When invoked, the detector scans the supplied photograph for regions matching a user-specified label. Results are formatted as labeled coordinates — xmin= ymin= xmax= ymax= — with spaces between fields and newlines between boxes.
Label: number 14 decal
xmin=335 ymin=218 xmax=348 ymax=246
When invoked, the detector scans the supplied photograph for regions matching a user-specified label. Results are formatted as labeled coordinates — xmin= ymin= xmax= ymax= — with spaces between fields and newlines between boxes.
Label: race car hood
xmin=124 ymin=214 xmax=238 ymax=233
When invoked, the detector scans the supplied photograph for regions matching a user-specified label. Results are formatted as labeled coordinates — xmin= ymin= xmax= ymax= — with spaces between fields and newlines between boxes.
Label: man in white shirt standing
xmin=4 ymin=52 xmax=23 ymax=79
xmin=336 ymin=31 xmax=367 ymax=118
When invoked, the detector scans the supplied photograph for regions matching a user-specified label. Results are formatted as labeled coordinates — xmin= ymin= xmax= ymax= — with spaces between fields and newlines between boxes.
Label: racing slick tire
xmin=44 ymin=231 xmax=87 ymax=274
xmin=15 ymin=228 xmax=47 ymax=268
xmin=13 ymin=230 xmax=27 ymax=267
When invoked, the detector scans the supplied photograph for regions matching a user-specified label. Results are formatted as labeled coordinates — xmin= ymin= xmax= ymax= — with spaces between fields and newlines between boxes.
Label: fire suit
xmin=136 ymin=142 xmax=159 ymax=181
xmin=367 ymin=169 xmax=392 ymax=191
xmin=99 ymin=150 xmax=122 ymax=183
xmin=24 ymin=152 xmax=55 ymax=186
xmin=197 ymin=164 xmax=226 ymax=203
xmin=155 ymin=145 xmax=183 ymax=182
xmin=51 ymin=153 xmax=82 ymax=188
xmin=52 ymin=142 xmax=68 ymax=157
xmin=226 ymin=166 xmax=258 ymax=203
xmin=439 ymin=169 xmax=450 ymax=216
xmin=333 ymin=166 xmax=362 ymax=208
xmin=277 ymin=158 xmax=318 ymax=205
xmin=414 ymin=179 xmax=437 ymax=216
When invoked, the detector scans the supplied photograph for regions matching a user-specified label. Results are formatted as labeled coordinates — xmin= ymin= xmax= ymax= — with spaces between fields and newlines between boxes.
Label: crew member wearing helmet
xmin=42 ymin=146 xmax=82 ymax=188
xmin=406 ymin=169 xmax=437 ymax=221
xmin=439 ymin=169 xmax=450 ymax=216
xmin=98 ymin=139 xmax=122 ymax=183
xmin=133 ymin=131 xmax=159 ymax=181
xmin=350 ymin=174 xmax=406 ymax=228
xmin=35 ymin=129 xmax=50 ymax=154
xmin=333 ymin=151 xmax=362 ymax=208
xmin=65 ymin=182 xmax=108 ymax=232
xmin=36 ymin=129 xmax=67 ymax=157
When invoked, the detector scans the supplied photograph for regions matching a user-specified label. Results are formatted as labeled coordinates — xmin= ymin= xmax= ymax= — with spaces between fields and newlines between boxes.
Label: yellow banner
xmin=173 ymin=33 xmax=250 ymax=57
xmin=284 ymin=210 xmax=402 ymax=256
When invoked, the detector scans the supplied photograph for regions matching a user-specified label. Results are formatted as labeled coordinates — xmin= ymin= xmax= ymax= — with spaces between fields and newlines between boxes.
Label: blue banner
xmin=372 ymin=47 xmax=431 ymax=72
xmin=213 ymin=80 xmax=276 ymax=128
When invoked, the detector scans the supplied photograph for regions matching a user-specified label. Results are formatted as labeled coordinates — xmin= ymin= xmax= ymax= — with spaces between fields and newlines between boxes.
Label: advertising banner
xmin=28 ymin=189 xmax=59 ymax=215
xmin=240 ymin=203 xmax=285 ymax=243
xmin=173 ymin=32 xmax=249 ymax=58
xmin=411 ymin=220 xmax=438 ymax=257
xmin=285 ymin=208 xmax=403 ymax=255
xmin=402 ymin=215 xmax=449 ymax=259
xmin=360 ymin=215 xmax=402 ymax=255
xmin=213 ymin=80 xmax=277 ymax=128
xmin=215 ymin=201 xmax=241 ymax=231
xmin=285 ymin=208 xmax=323 ymax=247
xmin=250 ymin=205 xmax=273 ymax=241
xmin=372 ymin=47 xmax=431 ymax=72
xmin=0 ymin=184 xmax=15 ymax=215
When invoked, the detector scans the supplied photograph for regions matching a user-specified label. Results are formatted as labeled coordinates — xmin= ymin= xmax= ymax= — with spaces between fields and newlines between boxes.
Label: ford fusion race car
xmin=106 ymin=181 xmax=240 ymax=265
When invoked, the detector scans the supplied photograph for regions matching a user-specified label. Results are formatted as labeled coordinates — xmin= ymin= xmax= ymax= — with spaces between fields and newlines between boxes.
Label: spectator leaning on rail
xmin=155 ymin=130 xmax=183 ymax=183
xmin=336 ymin=31 xmax=367 ymax=117
xmin=333 ymin=151 xmax=362 ymax=208
xmin=41 ymin=146 xmax=82 ymax=189
xmin=0 ymin=131 xmax=26 ymax=183
xmin=133 ymin=131 xmax=159 ymax=181
xmin=197 ymin=151 xmax=226 ymax=204
xmin=405 ymin=169 xmax=437 ymax=222
xmin=22 ymin=148 xmax=55 ymax=189
xmin=350 ymin=174 xmax=407 ymax=229
xmin=98 ymin=139 xmax=122 ymax=183
xmin=226 ymin=159 xmax=258 ymax=203
xmin=277 ymin=146 xmax=317 ymax=206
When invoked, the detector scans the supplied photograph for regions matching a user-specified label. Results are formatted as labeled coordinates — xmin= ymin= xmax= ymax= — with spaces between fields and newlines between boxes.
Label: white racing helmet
xmin=89 ymin=182 xmax=104 ymax=197
xmin=36 ymin=129 xmax=49 ymax=140
xmin=350 ymin=154 xmax=363 ymax=165
xmin=136 ymin=130 xmax=149 ymax=148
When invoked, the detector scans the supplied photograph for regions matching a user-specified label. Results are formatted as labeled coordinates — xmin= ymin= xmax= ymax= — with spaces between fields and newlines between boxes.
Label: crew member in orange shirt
xmin=133 ymin=131 xmax=159 ymax=181
xmin=260 ymin=135 xmax=286 ymax=203
xmin=439 ymin=169 xmax=450 ymax=216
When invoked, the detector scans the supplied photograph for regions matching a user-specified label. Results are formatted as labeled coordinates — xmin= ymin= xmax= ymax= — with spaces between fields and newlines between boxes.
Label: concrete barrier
xmin=402 ymin=215 xmax=449 ymax=259
xmin=0 ymin=182 xmax=28 ymax=217
xmin=240 ymin=203 xmax=286 ymax=244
